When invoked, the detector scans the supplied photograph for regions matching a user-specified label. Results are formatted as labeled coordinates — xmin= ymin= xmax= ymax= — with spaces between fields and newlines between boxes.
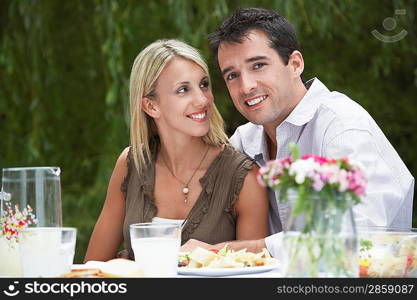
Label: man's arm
xmin=325 ymin=129 xmax=414 ymax=227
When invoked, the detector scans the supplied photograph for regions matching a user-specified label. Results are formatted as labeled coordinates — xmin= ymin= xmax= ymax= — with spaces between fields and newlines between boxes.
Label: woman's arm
xmin=234 ymin=164 xmax=270 ymax=240
xmin=83 ymin=147 xmax=130 ymax=262
xmin=180 ymin=164 xmax=270 ymax=254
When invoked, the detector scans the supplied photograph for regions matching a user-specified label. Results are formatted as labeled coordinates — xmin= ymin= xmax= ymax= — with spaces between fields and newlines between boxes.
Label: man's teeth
xmin=189 ymin=112 xmax=206 ymax=119
xmin=246 ymin=95 xmax=267 ymax=106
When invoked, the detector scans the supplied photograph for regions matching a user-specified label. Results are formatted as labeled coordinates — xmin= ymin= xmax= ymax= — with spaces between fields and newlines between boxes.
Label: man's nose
xmin=240 ymin=73 xmax=257 ymax=95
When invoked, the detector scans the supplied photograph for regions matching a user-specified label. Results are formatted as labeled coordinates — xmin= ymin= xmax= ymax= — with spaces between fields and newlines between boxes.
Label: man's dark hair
xmin=209 ymin=7 xmax=300 ymax=65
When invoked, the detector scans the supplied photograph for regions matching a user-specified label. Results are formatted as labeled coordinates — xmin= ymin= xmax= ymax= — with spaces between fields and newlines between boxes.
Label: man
xmin=181 ymin=8 xmax=414 ymax=255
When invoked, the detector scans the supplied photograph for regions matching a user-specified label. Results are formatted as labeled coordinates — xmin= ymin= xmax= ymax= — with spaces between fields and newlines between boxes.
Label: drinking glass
xmin=19 ymin=227 xmax=76 ymax=277
xmin=130 ymin=223 xmax=181 ymax=277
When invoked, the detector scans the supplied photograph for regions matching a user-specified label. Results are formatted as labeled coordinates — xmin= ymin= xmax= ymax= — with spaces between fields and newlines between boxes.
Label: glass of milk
xmin=130 ymin=223 xmax=181 ymax=277
xmin=19 ymin=227 xmax=76 ymax=277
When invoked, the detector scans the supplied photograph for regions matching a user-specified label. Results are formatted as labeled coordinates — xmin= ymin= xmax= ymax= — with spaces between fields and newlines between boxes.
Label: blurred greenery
xmin=0 ymin=0 xmax=416 ymax=263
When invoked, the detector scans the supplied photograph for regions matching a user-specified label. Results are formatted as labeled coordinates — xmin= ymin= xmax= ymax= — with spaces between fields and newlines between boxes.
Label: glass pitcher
xmin=0 ymin=167 xmax=63 ymax=277
xmin=1 ymin=167 xmax=62 ymax=227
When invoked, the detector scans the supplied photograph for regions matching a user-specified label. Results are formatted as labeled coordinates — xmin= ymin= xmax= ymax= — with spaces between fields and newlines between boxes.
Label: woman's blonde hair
xmin=129 ymin=39 xmax=229 ymax=172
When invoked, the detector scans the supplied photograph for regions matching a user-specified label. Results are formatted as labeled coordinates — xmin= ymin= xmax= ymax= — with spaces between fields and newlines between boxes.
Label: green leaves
xmin=360 ymin=239 xmax=373 ymax=252
xmin=289 ymin=142 xmax=299 ymax=160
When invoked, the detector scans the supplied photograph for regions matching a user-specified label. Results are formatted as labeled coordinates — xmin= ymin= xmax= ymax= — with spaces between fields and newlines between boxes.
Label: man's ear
xmin=288 ymin=51 xmax=304 ymax=78
xmin=141 ymin=97 xmax=160 ymax=118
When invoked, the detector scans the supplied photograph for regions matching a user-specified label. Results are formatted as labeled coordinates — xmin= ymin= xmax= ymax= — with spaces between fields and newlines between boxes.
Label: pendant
xmin=182 ymin=187 xmax=189 ymax=195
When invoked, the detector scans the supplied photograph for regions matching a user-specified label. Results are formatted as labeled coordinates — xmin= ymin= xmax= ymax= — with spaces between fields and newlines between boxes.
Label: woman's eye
xmin=200 ymin=81 xmax=209 ymax=88
xmin=253 ymin=63 xmax=265 ymax=70
xmin=177 ymin=87 xmax=188 ymax=94
xmin=226 ymin=73 xmax=237 ymax=81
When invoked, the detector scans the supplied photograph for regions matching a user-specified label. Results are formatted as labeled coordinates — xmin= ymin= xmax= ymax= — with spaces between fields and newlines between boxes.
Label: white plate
xmin=75 ymin=261 xmax=107 ymax=269
xmin=178 ymin=263 xmax=280 ymax=277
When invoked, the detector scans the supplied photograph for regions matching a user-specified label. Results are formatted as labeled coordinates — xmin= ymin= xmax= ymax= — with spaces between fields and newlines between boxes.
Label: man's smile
xmin=244 ymin=95 xmax=268 ymax=108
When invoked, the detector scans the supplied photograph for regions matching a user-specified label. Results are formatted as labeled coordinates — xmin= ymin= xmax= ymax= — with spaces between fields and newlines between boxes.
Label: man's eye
xmin=226 ymin=73 xmax=237 ymax=81
xmin=253 ymin=63 xmax=265 ymax=70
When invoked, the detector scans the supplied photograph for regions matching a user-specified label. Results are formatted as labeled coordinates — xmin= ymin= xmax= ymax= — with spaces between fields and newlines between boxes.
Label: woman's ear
xmin=288 ymin=50 xmax=304 ymax=78
xmin=141 ymin=97 xmax=160 ymax=118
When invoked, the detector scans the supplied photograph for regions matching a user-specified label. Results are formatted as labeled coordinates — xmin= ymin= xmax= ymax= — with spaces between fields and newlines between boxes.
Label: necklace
xmin=160 ymin=145 xmax=210 ymax=203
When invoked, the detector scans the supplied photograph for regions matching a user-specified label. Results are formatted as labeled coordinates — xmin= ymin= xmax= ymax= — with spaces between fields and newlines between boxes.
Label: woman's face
xmin=151 ymin=57 xmax=213 ymax=139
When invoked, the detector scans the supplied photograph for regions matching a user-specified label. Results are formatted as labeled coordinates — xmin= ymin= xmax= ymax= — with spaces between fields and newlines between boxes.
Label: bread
xmin=100 ymin=258 xmax=145 ymax=278
xmin=188 ymin=247 xmax=218 ymax=266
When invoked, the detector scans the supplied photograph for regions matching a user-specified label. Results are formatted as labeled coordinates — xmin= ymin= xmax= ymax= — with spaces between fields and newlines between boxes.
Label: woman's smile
xmin=187 ymin=110 xmax=208 ymax=122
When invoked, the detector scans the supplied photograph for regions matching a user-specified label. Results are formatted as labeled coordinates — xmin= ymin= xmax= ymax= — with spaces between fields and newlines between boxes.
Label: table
xmin=72 ymin=263 xmax=282 ymax=278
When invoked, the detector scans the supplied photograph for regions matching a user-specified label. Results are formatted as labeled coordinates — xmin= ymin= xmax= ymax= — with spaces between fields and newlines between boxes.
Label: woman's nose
xmin=194 ymin=91 xmax=210 ymax=107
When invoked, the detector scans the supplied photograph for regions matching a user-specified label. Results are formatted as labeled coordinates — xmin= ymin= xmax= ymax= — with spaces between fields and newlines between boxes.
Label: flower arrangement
xmin=257 ymin=143 xmax=367 ymax=277
xmin=257 ymin=143 xmax=366 ymax=233
xmin=1 ymin=201 xmax=37 ymax=243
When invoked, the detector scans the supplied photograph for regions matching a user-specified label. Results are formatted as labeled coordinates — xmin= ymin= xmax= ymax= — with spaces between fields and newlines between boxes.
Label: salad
xmin=359 ymin=232 xmax=417 ymax=277
xmin=178 ymin=245 xmax=278 ymax=269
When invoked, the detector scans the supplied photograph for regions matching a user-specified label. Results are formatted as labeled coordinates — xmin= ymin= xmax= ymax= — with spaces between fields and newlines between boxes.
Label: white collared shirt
xmin=230 ymin=78 xmax=414 ymax=256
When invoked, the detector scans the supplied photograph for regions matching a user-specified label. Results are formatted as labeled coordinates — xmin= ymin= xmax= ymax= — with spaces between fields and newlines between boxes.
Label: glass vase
xmin=277 ymin=190 xmax=359 ymax=277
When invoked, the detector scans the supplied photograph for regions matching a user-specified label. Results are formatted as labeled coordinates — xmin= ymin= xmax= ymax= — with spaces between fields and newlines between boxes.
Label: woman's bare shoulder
xmin=113 ymin=146 xmax=131 ymax=179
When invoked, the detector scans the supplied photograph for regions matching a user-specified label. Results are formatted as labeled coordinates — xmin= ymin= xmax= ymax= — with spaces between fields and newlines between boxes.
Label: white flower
xmin=289 ymin=158 xmax=320 ymax=184
xmin=317 ymin=164 xmax=336 ymax=184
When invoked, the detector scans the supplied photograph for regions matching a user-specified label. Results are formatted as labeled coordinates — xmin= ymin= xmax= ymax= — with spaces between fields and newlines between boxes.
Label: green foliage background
xmin=1 ymin=0 xmax=416 ymax=263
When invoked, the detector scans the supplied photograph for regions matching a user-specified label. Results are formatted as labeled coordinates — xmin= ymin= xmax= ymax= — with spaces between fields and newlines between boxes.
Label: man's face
xmin=218 ymin=29 xmax=299 ymax=128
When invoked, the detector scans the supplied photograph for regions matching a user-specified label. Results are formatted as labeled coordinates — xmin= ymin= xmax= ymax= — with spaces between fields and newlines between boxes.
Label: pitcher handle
xmin=47 ymin=167 xmax=61 ymax=177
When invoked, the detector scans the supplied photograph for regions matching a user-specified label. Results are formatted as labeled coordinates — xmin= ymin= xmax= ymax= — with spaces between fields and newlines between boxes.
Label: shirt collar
xmin=239 ymin=77 xmax=330 ymax=160
xmin=284 ymin=77 xmax=330 ymax=126
xmin=240 ymin=124 xmax=267 ymax=161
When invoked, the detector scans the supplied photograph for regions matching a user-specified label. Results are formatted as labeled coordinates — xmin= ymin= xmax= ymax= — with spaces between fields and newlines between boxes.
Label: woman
xmin=84 ymin=39 xmax=269 ymax=262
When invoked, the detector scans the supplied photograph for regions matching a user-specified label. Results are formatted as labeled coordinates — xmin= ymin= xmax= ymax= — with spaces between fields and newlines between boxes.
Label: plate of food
xmin=177 ymin=245 xmax=280 ymax=277
xmin=64 ymin=259 xmax=145 ymax=278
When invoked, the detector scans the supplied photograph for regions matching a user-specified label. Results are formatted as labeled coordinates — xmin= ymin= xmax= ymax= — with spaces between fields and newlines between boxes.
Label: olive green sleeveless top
xmin=121 ymin=142 xmax=254 ymax=259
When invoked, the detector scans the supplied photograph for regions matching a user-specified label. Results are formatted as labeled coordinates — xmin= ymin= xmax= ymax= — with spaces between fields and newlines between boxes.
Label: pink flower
xmin=301 ymin=154 xmax=329 ymax=165
xmin=279 ymin=157 xmax=293 ymax=169
xmin=347 ymin=169 xmax=367 ymax=196
xmin=312 ymin=172 xmax=324 ymax=191
xmin=257 ymin=148 xmax=367 ymax=200
xmin=338 ymin=169 xmax=349 ymax=192
xmin=1 ymin=203 xmax=37 ymax=243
